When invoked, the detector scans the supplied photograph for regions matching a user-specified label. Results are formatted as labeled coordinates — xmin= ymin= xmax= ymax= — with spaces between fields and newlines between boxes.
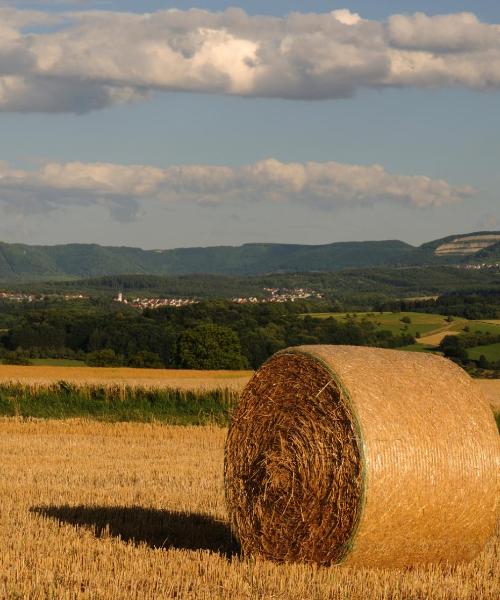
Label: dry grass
xmin=417 ymin=329 xmax=460 ymax=346
xmin=0 ymin=418 xmax=498 ymax=599
xmin=0 ymin=364 xmax=252 ymax=391
xmin=226 ymin=353 xmax=364 ymax=566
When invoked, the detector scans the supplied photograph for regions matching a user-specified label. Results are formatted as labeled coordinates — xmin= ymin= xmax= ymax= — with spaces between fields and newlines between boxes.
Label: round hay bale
xmin=224 ymin=345 xmax=500 ymax=568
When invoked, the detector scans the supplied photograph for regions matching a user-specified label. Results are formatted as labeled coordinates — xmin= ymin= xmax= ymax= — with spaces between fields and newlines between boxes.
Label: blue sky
xmin=0 ymin=1 xmax=499 ymax=248
xmin=15 ymin=1 xmax=500 ymax=21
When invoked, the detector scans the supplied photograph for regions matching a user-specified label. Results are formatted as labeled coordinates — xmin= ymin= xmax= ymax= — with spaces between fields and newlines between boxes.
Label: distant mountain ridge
xmin=0 ymin=231 xmax=499 ymax=281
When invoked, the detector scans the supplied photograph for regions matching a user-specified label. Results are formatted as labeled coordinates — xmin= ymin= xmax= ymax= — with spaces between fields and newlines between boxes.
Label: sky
xmin=0 ymin=1 xmax=499 ymax=249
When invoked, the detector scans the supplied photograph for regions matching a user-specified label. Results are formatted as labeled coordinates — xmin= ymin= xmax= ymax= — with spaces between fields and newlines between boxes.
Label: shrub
xmin=177 ymin=323 xmax=248 ymax=370
xmin=2 ymin=349 xmax=33 ymax=366
xmin=128 ymin=351 xmax=164 ymax=369
xmin=86 ymin=349 xmax=124 ymax=367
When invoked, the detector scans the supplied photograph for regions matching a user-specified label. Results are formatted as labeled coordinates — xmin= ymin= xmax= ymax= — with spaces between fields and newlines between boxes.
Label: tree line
xmin=0 ymin=301 xmax=415 ymax=369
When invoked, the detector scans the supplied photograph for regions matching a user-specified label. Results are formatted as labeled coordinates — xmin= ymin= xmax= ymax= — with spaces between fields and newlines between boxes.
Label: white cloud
xmin=0 ymin=158 xmax=475 ymax=220
xmin=387 ymin=12 xmax=500 ymax=52
xmin=0 ymin=6 xmax=498 ymax=111
xmin=331 ymin=10 xmax=362 ymax=27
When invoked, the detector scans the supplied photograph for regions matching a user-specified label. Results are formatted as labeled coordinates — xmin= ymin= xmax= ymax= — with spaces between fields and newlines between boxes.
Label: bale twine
xmin=224 ymin=345 xmax=500 ymax=568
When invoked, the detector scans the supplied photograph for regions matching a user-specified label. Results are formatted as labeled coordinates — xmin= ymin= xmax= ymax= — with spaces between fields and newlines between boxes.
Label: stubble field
xmin=0 ymin=419 xmax=498 ymax=599
xmin=0 ymin=364 xmax=252 ymax=390
xmin=1 ymin=364 xmax=499 ymax=412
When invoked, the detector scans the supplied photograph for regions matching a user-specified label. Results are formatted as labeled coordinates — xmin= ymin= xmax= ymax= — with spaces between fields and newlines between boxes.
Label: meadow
xmin=305 ymin=310 xmax=458 ymax=334
xmin=469 ymin=343 xmax=500 ymax=363
xmin=305 ymin=311 xmax=500 ymax=358
xmin=0 ymin=418 xmax=498 ymax=600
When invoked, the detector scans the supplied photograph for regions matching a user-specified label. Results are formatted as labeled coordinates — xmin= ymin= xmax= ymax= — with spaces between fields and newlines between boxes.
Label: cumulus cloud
xmin=0 ymin=6 xmax=498 ymax=111
xmin=0 ymin=7 xmax=497 ymax=111
xmin=0 ymin=158 xmax=475 ymax=220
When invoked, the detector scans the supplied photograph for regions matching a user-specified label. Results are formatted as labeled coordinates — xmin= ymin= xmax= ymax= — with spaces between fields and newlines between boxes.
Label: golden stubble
xmin=0 ymin=364 xmax=498 ymax=412
xmin=0 ymin=365 xmax=252 ymax=391
xmin=0 ymin=418 xmax=497 ymax=599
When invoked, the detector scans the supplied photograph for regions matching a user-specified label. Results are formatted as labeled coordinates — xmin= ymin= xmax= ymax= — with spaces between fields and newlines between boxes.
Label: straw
xmin=225 ymin=345 xmax=500 ymax=567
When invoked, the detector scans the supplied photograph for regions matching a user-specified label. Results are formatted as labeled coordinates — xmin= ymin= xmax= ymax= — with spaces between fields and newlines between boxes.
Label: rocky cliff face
xmin=434 ymin=234 xmax=500 ymax=256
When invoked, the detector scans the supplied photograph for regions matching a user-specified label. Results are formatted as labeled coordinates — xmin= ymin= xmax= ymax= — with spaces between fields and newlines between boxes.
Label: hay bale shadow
xmin=31 ymin=505 xmax=239 ymax=558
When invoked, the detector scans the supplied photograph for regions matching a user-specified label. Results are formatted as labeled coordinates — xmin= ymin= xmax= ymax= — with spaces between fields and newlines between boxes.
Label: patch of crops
xmin=0 ymin=382 xmax=239 ymax=425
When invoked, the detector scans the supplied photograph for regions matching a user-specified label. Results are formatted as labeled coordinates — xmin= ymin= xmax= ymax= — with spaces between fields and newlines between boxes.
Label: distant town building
xmin=232 ymin=287 xmax=323 ymax=304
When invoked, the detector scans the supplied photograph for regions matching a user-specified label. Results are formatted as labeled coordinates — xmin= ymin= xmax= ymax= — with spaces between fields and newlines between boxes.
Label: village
xmin=113 ymin=287 xmax=323 ymax=309
xmin=0 ymin=291 xmax=87 ymax=302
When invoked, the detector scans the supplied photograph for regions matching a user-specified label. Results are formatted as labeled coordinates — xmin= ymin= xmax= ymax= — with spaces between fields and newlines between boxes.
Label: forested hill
xmin=0 ymin=231 xmax=499 ymax=280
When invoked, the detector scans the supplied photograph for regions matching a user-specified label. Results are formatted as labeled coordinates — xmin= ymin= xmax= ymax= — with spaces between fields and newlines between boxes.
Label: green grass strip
xmin=0 ymin=382 xmax=239 ymax=426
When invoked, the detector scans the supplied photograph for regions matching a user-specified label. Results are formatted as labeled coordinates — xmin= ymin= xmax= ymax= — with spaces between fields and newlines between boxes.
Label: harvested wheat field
xmin=0 ymin=365 xmax=252 ymax=391
xmin=1 ymin=363 xmax=498 ymax=413
xmin=0 ymin=418 xmax=498 ymax=599
xmin=417 ymin=329 xmax=460 ymax=346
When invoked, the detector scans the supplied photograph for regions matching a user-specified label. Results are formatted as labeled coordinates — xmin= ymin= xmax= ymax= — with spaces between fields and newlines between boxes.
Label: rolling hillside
xmin=0 ymin=231 xmax=498 ymax=280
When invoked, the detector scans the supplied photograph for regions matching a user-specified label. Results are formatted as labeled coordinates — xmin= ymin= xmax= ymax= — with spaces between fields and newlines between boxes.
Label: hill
xmin=421 ymin=231 xmax=500 ymax=257
xmin=0 ymin=231 xmax=498 ymax=281
xmin=476 ymin=241 xmax=500 ymax=262
xmin=10 ymin=267 xmax=500 ymax=302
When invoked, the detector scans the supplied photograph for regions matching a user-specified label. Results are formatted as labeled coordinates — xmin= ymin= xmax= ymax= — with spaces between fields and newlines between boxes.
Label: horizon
xmin=2 ymin=228 xmax=500 ymax=251
xmin=0 ymin=1 xmax=499 ymax=247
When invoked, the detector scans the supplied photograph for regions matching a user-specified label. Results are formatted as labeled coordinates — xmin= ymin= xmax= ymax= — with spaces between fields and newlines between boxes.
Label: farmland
xmin=0 ymin=365 xmax=252 ymax=390
xmin=305 ymin=311 xmax=500 ymax=360
xmin=306 ymin=311 xmax=463 ymax=338
xmin=0 ymin=418 xmax=498 ymax=599
xmin=0 ymin=383 xmax=239 ymax=425
xmin=0 ymin=362 xmax=497 ymax=598
xmin=0 ymin=365 xmax=499 ymax=416
xmin=469 ymin=343 xmax=500 ymax=363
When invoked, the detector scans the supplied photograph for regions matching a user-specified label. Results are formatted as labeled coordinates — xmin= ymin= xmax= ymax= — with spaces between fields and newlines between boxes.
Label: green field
xmin=468 ymin=343 xmax=500 ymax=363
xmin=466 ymin=322 xmax=500 ymax=335
xmin=306 ymin=311 xmax=466 ymax=338
xmin=0 ymin=382 xmax=238 ymax=425
xmin=306 ymin=312 xmax=500 ymax=366
xmin=30 ymin=358 xmax=86 ymax=367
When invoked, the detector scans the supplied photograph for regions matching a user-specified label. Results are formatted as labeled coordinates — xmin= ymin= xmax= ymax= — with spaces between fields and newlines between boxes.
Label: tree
xmin=177 ymin=324 xmax=248 ymax=370
xmin=86 ymin=349 xmax=123 ymax=367
xmin=2 ymin=349 xmax=33 ymax=365
xmin=128 ymin=351 xmax=164 ymax=369
xmin=439 ymin=335 xmax=468 ymax=362
xmin=477 ymin=354 xmax=490 ymax=370
xmin=401 ymin=316 xmax=412 ymax=324
xmin=240 ymin=324 xmax=287 ymax=369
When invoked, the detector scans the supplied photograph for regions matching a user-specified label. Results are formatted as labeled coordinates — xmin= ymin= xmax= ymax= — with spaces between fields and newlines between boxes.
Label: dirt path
xmin=417 ymin=329 xmax=459 ymax=346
